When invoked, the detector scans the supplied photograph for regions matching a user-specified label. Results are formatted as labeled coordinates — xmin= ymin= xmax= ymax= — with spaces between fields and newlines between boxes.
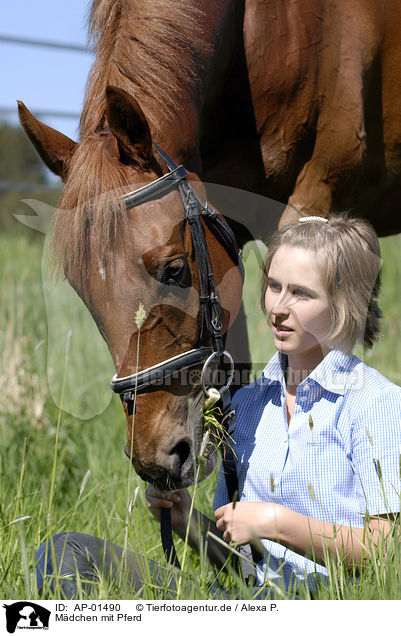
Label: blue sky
xmin=2 ymin=0 xmax=94 ymax=141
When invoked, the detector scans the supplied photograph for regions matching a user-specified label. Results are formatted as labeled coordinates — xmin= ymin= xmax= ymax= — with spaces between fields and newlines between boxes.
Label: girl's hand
xmin=215 ymin=501 xmax=280 ymax=545
xmin=145 ymin=484 xmax=192 ymax=530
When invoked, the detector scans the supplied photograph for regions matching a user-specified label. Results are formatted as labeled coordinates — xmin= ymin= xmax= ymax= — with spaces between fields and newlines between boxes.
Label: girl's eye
xmin=293 ymin=289 xmax=309 ymax=298
xmin=160 ymin=258 xmax=186 ymax=286
xmin=268 ymin=281 xmax=281 ymax=292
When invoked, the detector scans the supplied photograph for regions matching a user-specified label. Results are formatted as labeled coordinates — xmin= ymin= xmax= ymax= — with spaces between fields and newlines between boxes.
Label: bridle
xmin=110 ymin=144 xmax=243 ymax=400
xmin=109 ymin=144 xmax=243 ymax=568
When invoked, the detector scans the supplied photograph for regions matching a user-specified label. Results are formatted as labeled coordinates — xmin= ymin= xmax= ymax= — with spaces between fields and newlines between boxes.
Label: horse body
xmin=196 ymin=0 xmax=401 ymax=242
xmin=242 ymin=0 xmax=401 ymax=235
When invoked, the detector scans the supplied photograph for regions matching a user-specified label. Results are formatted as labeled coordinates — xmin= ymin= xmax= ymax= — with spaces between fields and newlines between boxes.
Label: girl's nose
xmin=271 ymin=305 xmax=290 ymax=322
xmin=270 ymin=288 xmax=296 ymax=314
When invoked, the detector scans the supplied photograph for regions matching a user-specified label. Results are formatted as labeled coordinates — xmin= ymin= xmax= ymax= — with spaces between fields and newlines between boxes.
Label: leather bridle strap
xmin=156 ymin=143 xmax=231 ymax=354
xmin=110 ymin=145 xmax=242 ymax=399
xmin=122 ymin=165 xmax=187 ymax=209
xmin=111 ymin=347 xmax=213 ymax=402
xmin=109 ymin=145 xmax=245 ymax=574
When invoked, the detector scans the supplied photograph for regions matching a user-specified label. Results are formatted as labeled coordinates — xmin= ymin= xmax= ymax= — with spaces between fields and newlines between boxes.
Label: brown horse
xmin=18 ymin=0 xmax=401 ymax=487
xmin=18 ymin=0 xmax=246 ymax=490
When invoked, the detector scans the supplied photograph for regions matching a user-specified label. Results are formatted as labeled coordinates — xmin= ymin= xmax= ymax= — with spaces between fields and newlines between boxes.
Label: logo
xmin=3 ymin=603 xmax=50 ymax=634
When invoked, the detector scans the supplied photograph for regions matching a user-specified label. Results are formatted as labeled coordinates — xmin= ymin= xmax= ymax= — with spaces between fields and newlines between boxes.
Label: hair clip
xmin=299 ymin=216 xmax=329 ymax=223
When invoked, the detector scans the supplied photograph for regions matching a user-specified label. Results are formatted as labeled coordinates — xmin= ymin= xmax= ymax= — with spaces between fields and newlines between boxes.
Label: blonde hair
xmin=261 ymin=212 xmax=382 ymax=354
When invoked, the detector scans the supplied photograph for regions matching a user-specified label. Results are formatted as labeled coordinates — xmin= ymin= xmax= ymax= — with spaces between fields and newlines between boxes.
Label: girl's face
xmin=264 ymin=246 xmax=332 ymax=363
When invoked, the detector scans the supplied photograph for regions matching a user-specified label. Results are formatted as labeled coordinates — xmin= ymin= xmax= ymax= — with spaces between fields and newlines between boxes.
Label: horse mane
xmin=51 ymin=0 xmax=209 ymax=281
xmin=83 ymin=0 xmax=208 ymax=134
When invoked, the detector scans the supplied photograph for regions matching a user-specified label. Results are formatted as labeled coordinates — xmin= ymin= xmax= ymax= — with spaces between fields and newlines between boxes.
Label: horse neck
xmin=81 ymin=0 xmax=238 ymax=170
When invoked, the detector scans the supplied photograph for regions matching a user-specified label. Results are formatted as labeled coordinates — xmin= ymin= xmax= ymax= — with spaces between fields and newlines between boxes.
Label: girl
xmin=147 ymin=212 xmax=401 ymax=593
xmin=37 ymin=212 xmax=401 ymax=597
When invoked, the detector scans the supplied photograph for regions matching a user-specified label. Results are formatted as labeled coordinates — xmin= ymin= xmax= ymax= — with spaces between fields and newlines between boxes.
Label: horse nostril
xmin=169 ymin=440 xmax=191 ymax=470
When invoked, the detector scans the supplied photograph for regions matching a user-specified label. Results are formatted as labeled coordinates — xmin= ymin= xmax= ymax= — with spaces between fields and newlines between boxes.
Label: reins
xmin=110 ymin=145 xmax=245 ymax=573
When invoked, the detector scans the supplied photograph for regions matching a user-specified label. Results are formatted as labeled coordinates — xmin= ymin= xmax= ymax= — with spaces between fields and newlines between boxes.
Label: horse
xmin=18 ymin=0 xmax=247 ymax=492
xmin=18 ymin=0 xmax=401 ymax=489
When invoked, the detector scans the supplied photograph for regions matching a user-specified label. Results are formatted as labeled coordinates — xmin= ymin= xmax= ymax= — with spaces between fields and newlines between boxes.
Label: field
xmin=1 ymin=230 xmax=401 ymax=599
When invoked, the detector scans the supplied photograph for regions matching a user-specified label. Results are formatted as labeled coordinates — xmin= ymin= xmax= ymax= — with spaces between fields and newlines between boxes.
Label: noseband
xmin=110 ymin=144 xmax=243 ymax=402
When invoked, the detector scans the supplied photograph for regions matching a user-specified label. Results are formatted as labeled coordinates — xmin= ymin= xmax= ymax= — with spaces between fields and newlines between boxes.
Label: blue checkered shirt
xmin=213 ymin=349 xmax=401 ymax=589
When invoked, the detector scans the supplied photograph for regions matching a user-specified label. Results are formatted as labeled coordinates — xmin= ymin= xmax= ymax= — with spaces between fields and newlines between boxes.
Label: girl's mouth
xmin=273 ymin=323 xmax=294 ymax=335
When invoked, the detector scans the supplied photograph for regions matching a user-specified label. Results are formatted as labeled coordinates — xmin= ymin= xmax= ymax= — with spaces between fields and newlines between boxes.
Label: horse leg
xmin=280 ymin=80 xmax=365 ymax=224
xmin=279 ymin=2 xmax=378 ymax=226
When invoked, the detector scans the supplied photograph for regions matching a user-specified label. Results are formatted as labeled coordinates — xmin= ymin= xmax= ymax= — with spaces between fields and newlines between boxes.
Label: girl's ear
xmin=18 ymin=101 xmax=77 ymax=179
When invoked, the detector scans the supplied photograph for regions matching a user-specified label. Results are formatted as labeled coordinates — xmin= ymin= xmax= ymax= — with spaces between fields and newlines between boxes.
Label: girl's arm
xmin=215 ymin=501 xmax=396 ymax=567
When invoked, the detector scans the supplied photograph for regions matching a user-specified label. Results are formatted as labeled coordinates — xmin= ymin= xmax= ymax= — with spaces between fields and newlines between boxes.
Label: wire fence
xmin=0 ymin=34 xmax=93 ymax=54
xmin=0 ymin=107 xmax=81 ymax=120
xmin=1 ymin=31 xmax=90 ymax=195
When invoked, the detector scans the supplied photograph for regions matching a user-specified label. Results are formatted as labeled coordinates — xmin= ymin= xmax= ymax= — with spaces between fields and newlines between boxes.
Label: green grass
xmin=1 ymin=231 xmax=401 ymax=599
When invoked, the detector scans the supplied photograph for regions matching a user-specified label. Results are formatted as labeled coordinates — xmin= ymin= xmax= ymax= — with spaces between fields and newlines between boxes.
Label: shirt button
xmin=300 ymin=396 xmax=307 ymax=403
xmin=304 ymin=383 xmax=310 ymax=392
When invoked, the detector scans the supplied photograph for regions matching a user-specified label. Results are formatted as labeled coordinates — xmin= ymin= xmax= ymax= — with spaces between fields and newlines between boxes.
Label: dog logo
xmin=3 ymin=602 xmax=50 ymax=633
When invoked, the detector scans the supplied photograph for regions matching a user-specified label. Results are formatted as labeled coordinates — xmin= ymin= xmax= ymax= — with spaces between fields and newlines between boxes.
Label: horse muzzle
xmin=125 ymin=431 xmax=193 ymax=489
xmin=124 ymin=390 xmax=218 ymax=491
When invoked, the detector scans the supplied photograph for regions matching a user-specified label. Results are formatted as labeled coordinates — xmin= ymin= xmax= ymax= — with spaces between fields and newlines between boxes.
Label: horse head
xmin=19 ymin=86 xmax=243 ymax=491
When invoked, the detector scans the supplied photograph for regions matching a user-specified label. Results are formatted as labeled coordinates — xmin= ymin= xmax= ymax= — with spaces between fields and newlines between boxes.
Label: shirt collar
xmin=261 ymin=349 xmax=359 ymax=395
xmin=260 ymin=351 xmax=287 ymax=385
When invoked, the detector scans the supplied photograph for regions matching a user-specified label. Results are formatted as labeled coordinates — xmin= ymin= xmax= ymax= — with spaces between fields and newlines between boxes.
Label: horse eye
xmin=161 ymin=258 xmax=186 ymax=285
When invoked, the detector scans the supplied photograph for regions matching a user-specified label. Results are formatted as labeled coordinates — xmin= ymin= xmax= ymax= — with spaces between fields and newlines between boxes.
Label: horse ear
xmin=105 ymin=86 xmax=152 ymax=167
xmin=17 ymin=101 xmax=77 ymax=179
